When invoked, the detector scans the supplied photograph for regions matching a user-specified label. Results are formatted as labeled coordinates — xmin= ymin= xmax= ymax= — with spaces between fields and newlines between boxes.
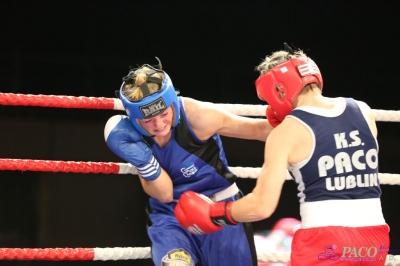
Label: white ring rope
xmin=228 ymin=167 xmax=400 ymax=185
xmin=122 ymin=164 xmax=400 ymax=185
xmin=93 ymin=247 xmax=151 ymax=260
xmin=371 ymin=109 xmax=400 ymax=122
xmin=114 ymin=98 xmax=400 ymax=121
xmin=93 ymin=249 xmax=399 ymax=265
xmin=215 ymin=104 xmax=400 ymax=122
xmin=104 ymin=98 xmax=400 ymax=121
xmin=123 ymin=164 xmax=400 ymax=185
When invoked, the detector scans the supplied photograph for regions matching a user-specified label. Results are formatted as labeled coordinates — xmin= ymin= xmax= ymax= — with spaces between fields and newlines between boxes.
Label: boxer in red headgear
xmin=175 ymin=44 xmax=390 ymax=265
xmin=255 ymin=43 xmax=323 ymax=127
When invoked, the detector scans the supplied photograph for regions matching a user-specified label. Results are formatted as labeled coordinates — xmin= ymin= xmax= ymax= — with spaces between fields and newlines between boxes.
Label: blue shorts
xmin=147 ymin=196 xmax=257 ymax=266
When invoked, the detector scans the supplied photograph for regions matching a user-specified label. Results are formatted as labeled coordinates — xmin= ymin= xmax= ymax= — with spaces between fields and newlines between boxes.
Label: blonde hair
xmin=255 ymin=48 xmax=321 ymax=93
xmin=255 ymin=49 xmax=307 ymax=75
xmin=122 ymin=66 xmax=165 ymax=101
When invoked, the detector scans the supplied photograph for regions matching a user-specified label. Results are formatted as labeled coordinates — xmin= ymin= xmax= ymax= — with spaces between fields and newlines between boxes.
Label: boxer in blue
xmin=104 ymin=59 xmax=273 ymax=266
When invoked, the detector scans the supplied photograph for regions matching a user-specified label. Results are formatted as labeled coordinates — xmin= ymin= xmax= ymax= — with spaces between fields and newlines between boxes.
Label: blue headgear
xmin=119 ymin=64 xmax=180 ymax=136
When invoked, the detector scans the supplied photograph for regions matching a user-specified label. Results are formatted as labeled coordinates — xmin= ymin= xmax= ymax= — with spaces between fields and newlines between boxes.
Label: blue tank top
xmin=287 ymin=98 xmax=381 ymax=203
xmin=144 ymin=97 xmax=236 ymax=200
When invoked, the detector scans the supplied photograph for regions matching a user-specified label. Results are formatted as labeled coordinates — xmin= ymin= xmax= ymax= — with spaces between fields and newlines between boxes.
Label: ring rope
xmin=0 ymin=92 xmax=120 ymax=110
xmin=1 ymin=92 xmax=400 ymax=121
xmin=1 ymin=158 xmax=399 ymax=185
xmin=0 ymin=247 xmax=151 ymax=260
xmin=0 ymin=248 xmax=399 ymax=265
xmin=2 ymin=92 xmax=399 ymax=264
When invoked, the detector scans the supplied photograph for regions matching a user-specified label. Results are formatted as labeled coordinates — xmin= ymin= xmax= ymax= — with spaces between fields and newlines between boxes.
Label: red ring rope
xmin=0 ymin=93 xmax=116 ymax=110
xmin=0 ymin=248 xmax=94 ymax=260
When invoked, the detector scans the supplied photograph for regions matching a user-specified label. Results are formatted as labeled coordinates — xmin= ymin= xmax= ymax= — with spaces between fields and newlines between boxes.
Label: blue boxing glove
xmin=104 ymin=115 xmax=161 ymax=181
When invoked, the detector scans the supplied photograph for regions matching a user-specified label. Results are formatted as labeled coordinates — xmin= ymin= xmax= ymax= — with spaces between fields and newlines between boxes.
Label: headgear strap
xmin=121 ymin=67 xmax=164 ymax=99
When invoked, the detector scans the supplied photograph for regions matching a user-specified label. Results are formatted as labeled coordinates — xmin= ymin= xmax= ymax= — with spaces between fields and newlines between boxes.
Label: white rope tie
xmin=372 ymin=109 xmax=400 ymax=122
xmin=93 ymin=247 xmax=151 ymax=260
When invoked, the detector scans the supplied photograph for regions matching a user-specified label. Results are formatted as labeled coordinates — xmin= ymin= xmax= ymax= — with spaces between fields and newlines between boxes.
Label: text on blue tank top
xmin=289 ymin=98 xmax=381 ymax=202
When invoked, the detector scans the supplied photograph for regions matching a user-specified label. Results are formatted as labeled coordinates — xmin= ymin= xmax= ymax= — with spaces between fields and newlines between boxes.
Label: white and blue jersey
xmin=287 ymin=98 xmax=385 ymax=228
xmin=144 ymin=97 xmax=257 ymax=266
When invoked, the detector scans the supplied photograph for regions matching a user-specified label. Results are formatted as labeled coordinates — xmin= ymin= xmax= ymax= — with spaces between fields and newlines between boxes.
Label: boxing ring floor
xmin=0 ymin=92 xmax=399 ymax=265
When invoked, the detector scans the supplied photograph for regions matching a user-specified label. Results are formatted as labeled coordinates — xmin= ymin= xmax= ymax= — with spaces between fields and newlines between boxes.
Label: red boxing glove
xmin=266 ymin=105 xmax=283 ymax=128
xmin=174 ymin=191 xmax=237 ymax=235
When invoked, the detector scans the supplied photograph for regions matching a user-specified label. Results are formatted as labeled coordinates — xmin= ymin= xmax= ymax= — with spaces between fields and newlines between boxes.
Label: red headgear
xmin=255 ymin=56 xmax=323 ymax=121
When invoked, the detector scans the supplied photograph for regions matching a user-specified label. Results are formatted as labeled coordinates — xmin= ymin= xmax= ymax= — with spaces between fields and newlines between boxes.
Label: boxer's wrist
xmin=210 ymin=201 xmax=238 ymax=226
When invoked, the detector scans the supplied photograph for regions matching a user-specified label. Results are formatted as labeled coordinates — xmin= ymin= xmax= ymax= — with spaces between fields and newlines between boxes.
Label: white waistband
xmin=300 ymin=198 xmax=386 ymax=228
xmin=210 ymin=183 xmax=239 ymax=202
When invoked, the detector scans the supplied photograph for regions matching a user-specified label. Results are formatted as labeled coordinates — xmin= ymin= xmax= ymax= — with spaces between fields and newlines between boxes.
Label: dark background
xmin=0 ymin=1 xmax=399 ymax=265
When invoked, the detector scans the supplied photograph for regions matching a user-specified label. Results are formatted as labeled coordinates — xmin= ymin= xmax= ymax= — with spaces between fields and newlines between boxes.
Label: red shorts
xmin=290 ymin=225 xmax=390 ymax=266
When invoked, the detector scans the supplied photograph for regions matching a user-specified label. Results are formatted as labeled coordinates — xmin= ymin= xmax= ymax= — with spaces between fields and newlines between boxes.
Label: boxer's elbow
xmin=157 ymin=191 xmax=174 ymax=203
xmin=252 ymin=194 xmax=277 ymax=220
xmin=143 ymin=187 xmax=173 ymax=203
xmin=145 ymin=185 xmax=174 ymax=203
xmin=253 ymin=204 xmax=274 ymax=220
